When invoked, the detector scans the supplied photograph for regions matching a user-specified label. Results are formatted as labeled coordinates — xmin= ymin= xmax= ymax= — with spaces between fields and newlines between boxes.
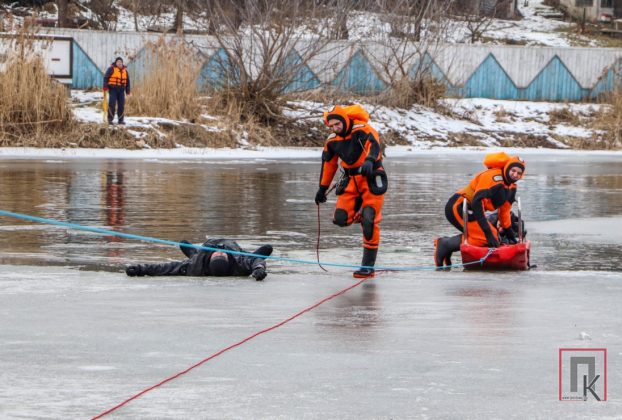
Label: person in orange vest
xmin=434 ymin=153 xmax=525 ymax=268
xmin=315 ymin=105 xmax=388 ymax=278
xmin=103 ymin=57 xmax=131 ymax=125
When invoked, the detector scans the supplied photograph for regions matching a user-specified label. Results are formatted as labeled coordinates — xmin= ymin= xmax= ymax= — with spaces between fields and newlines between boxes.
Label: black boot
xmin=353 ymin=248 xmax=377 ymax=278
xmin=179 ymin=240 xmax=197 ymax=258
xmin=434 ymin=235 xmax=462 ymax=269
xmin=252 ymin=244 xmax=273 ymax=258
xmin=125 ymin=265 xmax=142 ymax=277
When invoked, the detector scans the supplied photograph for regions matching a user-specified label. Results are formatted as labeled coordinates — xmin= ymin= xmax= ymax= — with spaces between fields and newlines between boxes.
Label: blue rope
xmin=0 ymin=209 xmax=491 ymax=272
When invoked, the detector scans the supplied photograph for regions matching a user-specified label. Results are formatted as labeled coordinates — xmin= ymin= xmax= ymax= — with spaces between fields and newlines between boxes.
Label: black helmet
xmin=209 ymin=252 xmax=231 ymax=276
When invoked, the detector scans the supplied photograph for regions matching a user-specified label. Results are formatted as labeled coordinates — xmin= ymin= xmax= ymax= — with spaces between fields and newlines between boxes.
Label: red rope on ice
xmin=91 ymin=277 xmax=368 ymax=419
xmin=316 ymin=204 xmax=329 ymax=272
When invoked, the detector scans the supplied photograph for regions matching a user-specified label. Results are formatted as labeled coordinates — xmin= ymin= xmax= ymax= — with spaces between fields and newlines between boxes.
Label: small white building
xmin=0 ymin=34 xmax=72 ymax=86
xmin=559 ymin=0 xmax=620 ymax=22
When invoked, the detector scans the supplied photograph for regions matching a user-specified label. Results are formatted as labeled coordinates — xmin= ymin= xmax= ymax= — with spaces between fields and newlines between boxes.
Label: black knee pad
xmin=333 ymin=208 xmax=349 ymax=227
xmin=361 ymin=206 xmax=375 ymax=240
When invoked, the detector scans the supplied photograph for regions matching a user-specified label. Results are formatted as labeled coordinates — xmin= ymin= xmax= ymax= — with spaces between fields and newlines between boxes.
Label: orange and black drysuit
xmin=445 ymin=154 xmax=525 ymax=247
xmin=316 ymin=105 xmax=388 ymax=277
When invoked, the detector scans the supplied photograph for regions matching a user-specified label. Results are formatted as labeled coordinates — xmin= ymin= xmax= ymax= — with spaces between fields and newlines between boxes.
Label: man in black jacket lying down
xmin=125 ymin=238 xmax=273 ymax=281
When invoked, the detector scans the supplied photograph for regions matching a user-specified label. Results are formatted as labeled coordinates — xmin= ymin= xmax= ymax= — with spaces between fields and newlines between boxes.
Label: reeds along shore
xmin=0 ymin=39 xmax=73 ymax=146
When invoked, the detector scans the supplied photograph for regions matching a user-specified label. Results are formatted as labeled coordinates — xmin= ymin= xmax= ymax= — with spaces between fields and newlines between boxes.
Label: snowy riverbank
xmin=67 ymin=89 xmax=614 ymax=151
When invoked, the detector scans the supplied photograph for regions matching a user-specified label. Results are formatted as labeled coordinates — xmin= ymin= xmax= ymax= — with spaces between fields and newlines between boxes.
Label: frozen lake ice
xmin=0 ymin=151 xmax=621 ymax=418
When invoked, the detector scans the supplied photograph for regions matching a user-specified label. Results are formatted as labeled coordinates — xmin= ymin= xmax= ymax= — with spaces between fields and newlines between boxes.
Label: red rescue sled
xmin=459 ymin=196 xmax=530 ymax=270
xmin=460 ymin=241 xmax=530 ymax=270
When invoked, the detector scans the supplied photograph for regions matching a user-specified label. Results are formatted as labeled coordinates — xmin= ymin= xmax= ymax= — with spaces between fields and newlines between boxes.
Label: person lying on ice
xmin=315 ymin=104 xmax=388 ymax=278
xmin=434 ymin=152 xmax=525 ymax=268
xmin=125 ymin=238 xmax=273 ymax=280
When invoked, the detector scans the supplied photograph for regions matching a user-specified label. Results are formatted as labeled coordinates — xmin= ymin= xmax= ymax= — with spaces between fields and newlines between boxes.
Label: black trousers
xmin=138 ymin=261 xmax=190 ymax=276
xmin=108 ymin=88 xmax=126 ymax=123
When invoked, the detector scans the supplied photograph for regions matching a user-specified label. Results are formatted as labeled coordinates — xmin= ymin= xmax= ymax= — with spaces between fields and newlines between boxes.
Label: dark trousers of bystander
xmin=107 ymin=88 xmax=126 ymax=124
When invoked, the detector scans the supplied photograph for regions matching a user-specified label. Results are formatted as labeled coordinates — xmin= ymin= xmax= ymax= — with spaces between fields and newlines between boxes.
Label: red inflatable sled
xmin=461 ymin=241 xmax=530 ymax=270
xmin=460 ymin=198 xmax=531 ymax=270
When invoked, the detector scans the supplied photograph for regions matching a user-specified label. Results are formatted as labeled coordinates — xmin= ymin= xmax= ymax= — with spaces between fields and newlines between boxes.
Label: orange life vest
xmin=108 ymin=66 xmax=128 ymax=87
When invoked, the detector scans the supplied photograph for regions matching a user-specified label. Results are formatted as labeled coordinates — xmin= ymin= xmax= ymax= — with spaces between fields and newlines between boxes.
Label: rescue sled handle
xmin=461 ymin=195 xmax=523 ymax=244
xmin=517 ymin=197 xmax=523 ymax=243
xmin=462 ymin=199 xmax=468 ymax=245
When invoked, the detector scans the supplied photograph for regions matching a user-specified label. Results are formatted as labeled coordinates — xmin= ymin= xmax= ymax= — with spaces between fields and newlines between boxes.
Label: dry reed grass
xmin=498 ymin=133 xmax=561 ymax=148
xmin=158 ymin=122 xmax=238 ymax=148
xmin=4 ymin=123 xmax=173 ymax=149
xmin=295 ymin=89 xmax=358 ymax=108
xmin=374 ymin=75 xmax=447 ymax=109
xmin=548 ymin=106 xmax=581 ymax=126
xmin=593 ymin=90 xmax=622 ymax=149
xmin=446 ymin=132 xmax=484 ymax=147
xmin=206 ymin=90 xmax=283 ymax=146
xmin=0 ymin=32 xmax=73 ymax=145
xmin=128 ymin=38 xmax=202 ymax=121
xmin=494 ymin=109 xmax=514 ymax=123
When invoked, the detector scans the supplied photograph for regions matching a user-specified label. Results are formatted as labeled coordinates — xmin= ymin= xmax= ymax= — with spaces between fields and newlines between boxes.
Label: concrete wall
xmin=3 ymin=28 xmax=622 ymax=101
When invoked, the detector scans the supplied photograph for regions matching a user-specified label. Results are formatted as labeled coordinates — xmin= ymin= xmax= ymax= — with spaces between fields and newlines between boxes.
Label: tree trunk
xmin=174 ymin=0 xmax=184 ymax=34
xmin=333 ymin=16 xmax=348 ymax=39
xmin=57 ymin=0 xmax=68 ymax=28
xmin=133 ymin=0 xmax=139 ymax=31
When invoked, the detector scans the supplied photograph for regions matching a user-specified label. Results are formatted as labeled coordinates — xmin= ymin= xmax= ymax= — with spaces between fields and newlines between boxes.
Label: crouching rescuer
xmin=434 ymin=152 xmax=525 ymax=268
xmin=315 ymin=104 xmax=388 ymax=278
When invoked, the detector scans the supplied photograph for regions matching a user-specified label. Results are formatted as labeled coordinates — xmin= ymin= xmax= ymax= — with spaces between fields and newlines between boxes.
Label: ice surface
xmin=0 ymin=152 xmax=621 ymax=418
xmin=529 ymin=217 xmax=622 ymax=245
xmin=0 ymin=263 xmax=620 ymax=419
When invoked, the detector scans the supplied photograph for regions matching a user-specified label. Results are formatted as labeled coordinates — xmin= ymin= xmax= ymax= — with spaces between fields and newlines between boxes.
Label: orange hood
xmin=323 ymin=104 xmax=370 ymax=137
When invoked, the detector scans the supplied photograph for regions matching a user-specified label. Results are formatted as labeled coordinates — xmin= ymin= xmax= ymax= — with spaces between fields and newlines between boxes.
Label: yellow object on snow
xmin=102 ymin=90 xmax=108 ymax=123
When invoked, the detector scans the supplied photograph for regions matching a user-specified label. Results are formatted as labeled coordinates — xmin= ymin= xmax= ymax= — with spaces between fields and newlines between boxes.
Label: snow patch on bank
xmin=285 ymin=97 xmax=606 ymax=148
xmin=0 ymin=90 xmax=601 ymax=156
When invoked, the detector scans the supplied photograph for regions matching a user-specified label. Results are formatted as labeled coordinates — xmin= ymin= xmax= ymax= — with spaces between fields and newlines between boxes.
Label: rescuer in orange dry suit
xmin=315 ymin=104 xmax=388 ymax=278
xmin=434 ymin=153 xmax=525 ymax=268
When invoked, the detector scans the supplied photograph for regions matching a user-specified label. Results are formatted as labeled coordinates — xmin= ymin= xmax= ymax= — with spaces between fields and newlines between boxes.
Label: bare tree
xmin=369 ymin=0 xmax=454 ymax=108
xmin=174 ymin=0 xmax=184 ymax=33
xmin=86 ymin=0 xmax=117 ymax=30
xmin=207 ymin=0 xmax=244 ymax=33
xmin=327 ymin=0 xmax=350 ymax=39
xmin=376 ymin=0 xmax=443 ymax=41
xmin=455 ymin=0 xmax=504 ymax=43
xmin=56 ymin=0 xmax=69 ymax=27
xmin=129 ymin=0 xmax=140 ymax=31
xmin=170 ymin=0 xmax=204 ymax=33
xmin=200 ymin=0 xmax=356 ymax=124
xmin=121 ymin=0 xmax=168 ymax=31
